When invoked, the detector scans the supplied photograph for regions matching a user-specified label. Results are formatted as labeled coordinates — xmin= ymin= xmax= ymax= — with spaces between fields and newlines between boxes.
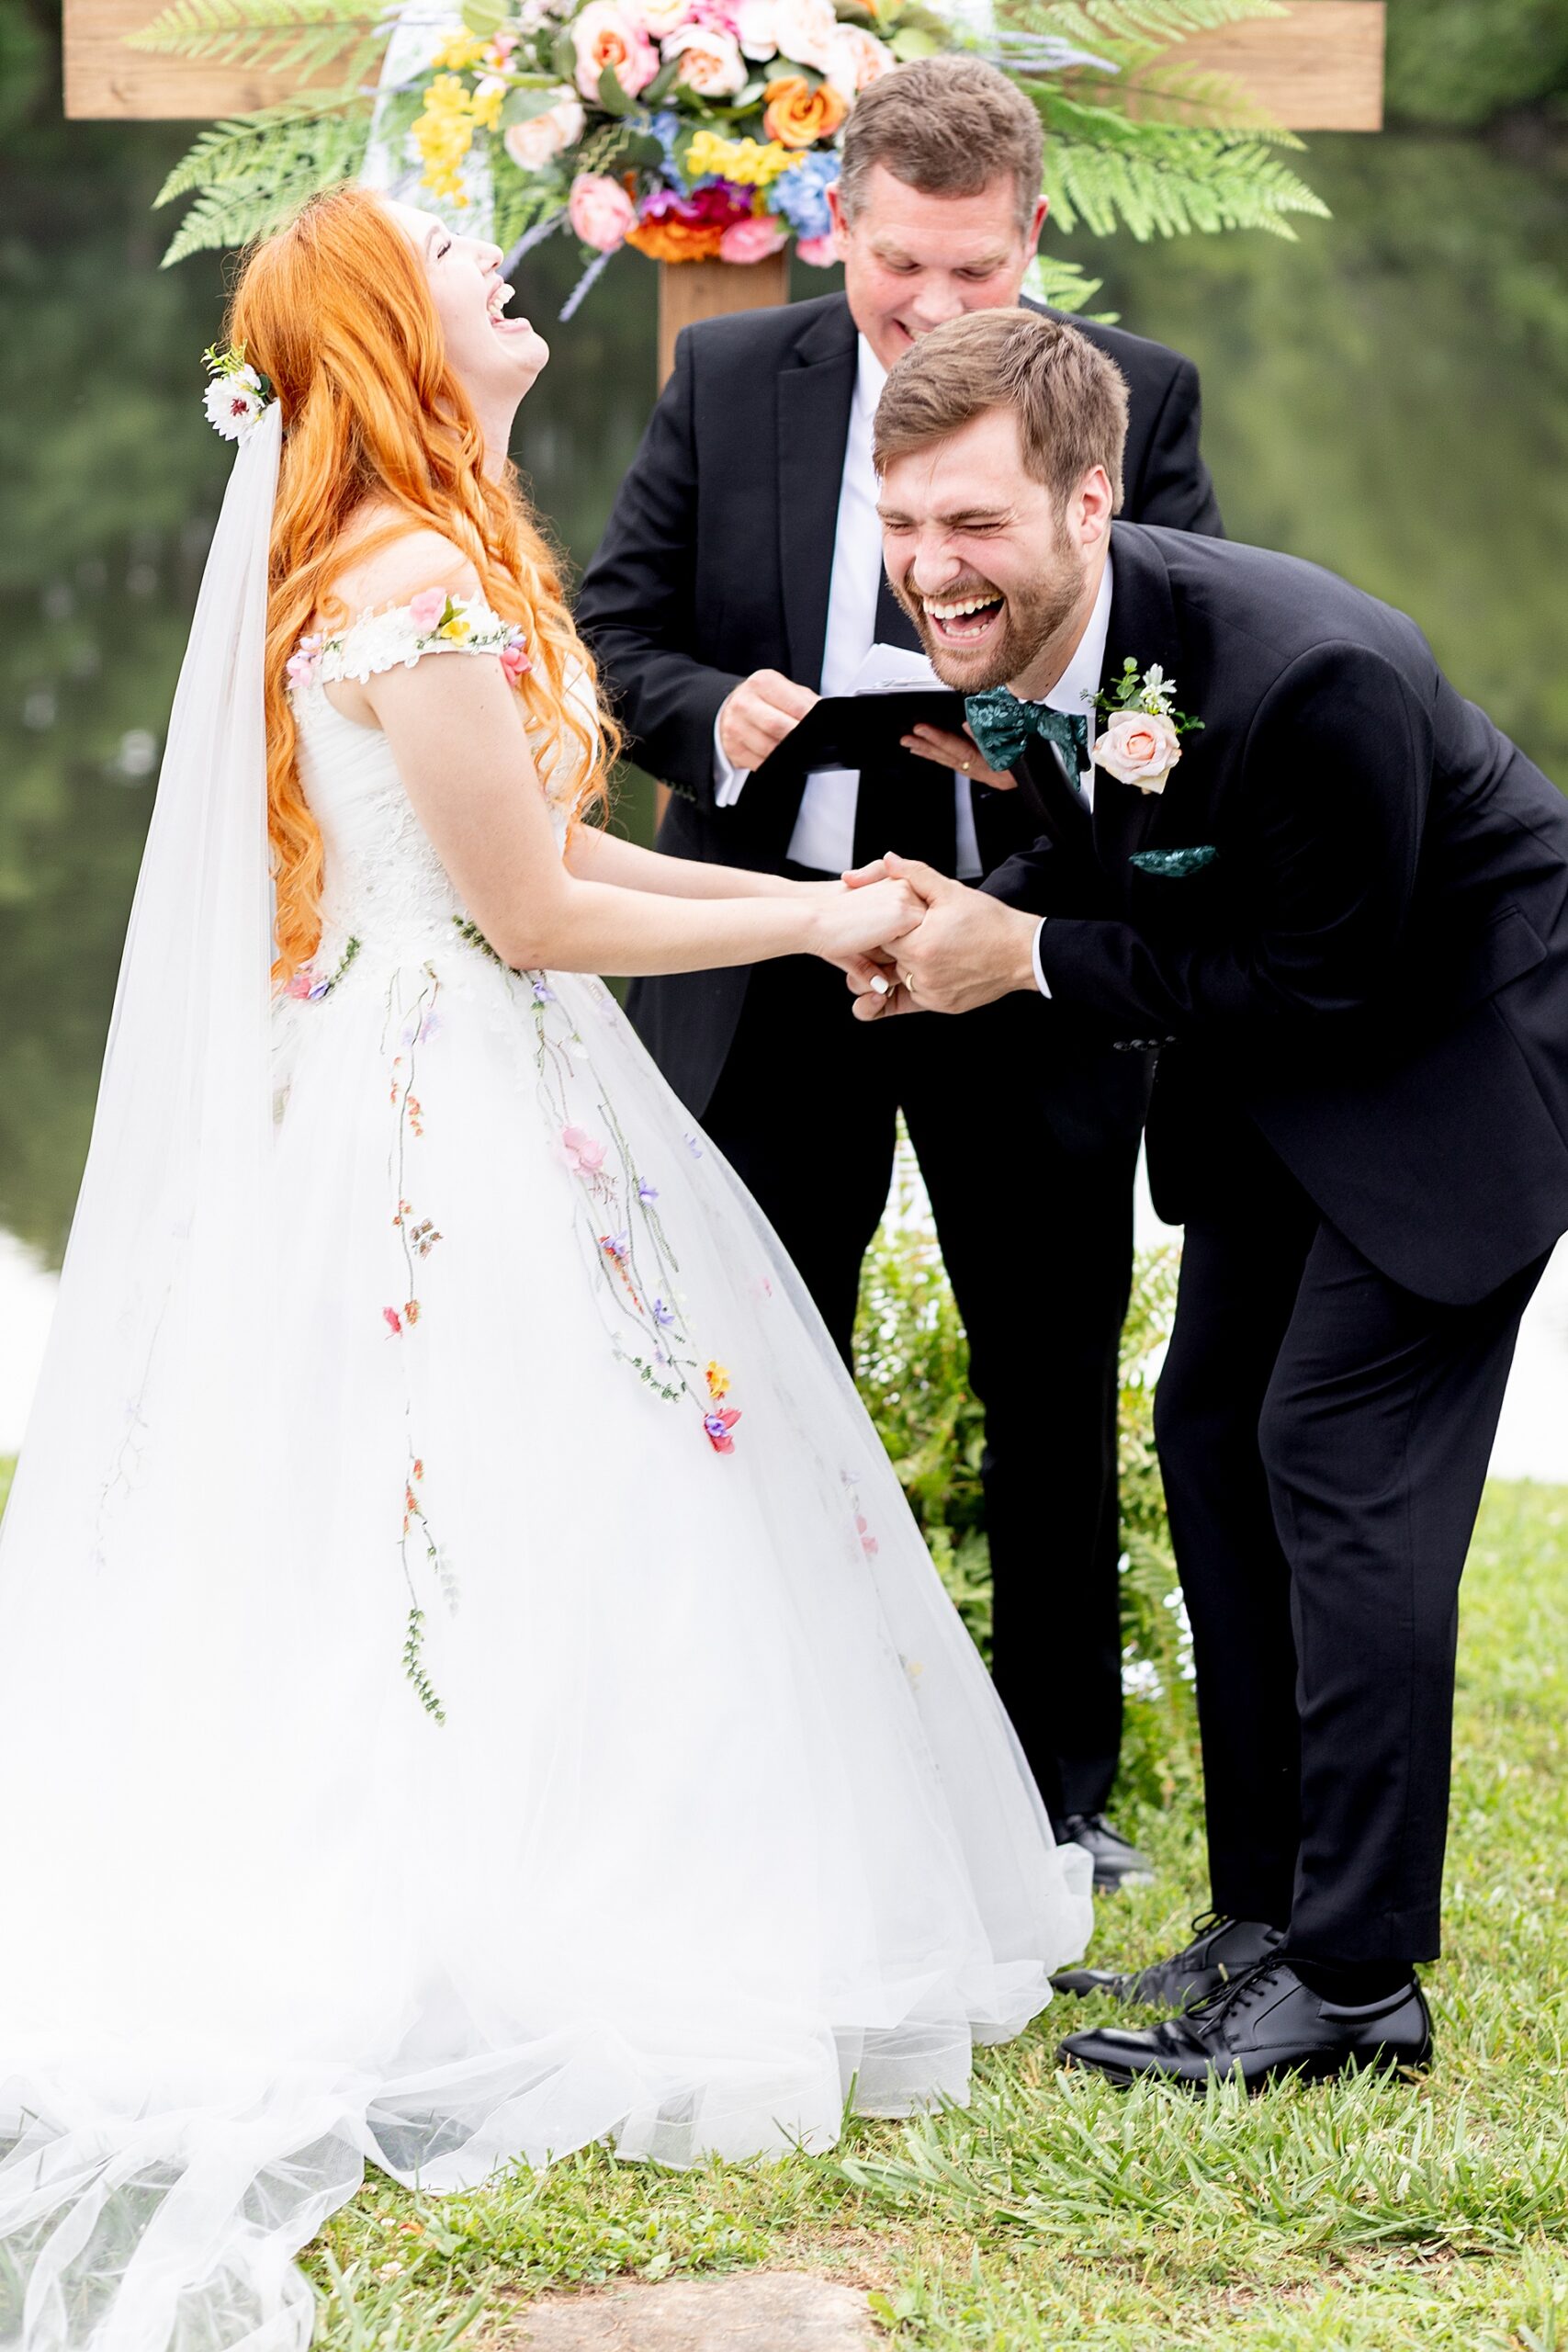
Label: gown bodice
xmin=286 ymin=592 xmax=590 ymax=980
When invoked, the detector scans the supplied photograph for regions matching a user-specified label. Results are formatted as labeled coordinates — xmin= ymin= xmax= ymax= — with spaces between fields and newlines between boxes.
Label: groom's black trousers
xmin=1155 ymin=1126 xmax=1545 ymax=1962
xmin=698 ymin=882 xmax=1149 ymax=1825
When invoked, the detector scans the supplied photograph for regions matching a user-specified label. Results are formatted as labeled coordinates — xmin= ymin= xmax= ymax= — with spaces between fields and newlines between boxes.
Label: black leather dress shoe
xmin=1057 ymin=1814 xmax=1155 ymax=1893
xmin=1057 ymin=1957 xmax=1432 ymax=2090
xmin=1052 ymin=1912 xmax=1283 ymax=2008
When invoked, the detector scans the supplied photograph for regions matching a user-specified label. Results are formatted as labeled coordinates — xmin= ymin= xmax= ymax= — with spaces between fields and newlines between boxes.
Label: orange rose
xmin=761 ymin=74 xmax=847 ymax=149
xmin=626 ymin=216 xmax=728 ymax=262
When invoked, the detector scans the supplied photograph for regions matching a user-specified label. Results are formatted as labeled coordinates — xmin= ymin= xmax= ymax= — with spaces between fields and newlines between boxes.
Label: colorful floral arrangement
xmin=138 ymin=0 xmax=1326 ymax=306
xmin=388 ymin=0 xmax=936 ymax=276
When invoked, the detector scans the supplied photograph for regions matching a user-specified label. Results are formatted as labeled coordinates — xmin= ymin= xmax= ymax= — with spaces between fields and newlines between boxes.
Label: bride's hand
xmin=808 ymin=876 xmax=922 ymax=969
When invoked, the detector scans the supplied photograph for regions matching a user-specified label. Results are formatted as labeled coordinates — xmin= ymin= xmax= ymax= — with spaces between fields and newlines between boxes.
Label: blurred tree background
xmin=2 ymin=0 xmax=1566 ymax=1273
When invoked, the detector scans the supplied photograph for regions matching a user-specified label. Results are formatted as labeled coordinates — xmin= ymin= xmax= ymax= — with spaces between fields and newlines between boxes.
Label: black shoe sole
xmin=1056 ymin=2043 xmax=1433 ymax=2092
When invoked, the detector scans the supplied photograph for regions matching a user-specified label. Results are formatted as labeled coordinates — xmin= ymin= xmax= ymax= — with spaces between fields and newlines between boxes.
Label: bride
xmin=0 ymin=186 xmax=1091 ymax=2351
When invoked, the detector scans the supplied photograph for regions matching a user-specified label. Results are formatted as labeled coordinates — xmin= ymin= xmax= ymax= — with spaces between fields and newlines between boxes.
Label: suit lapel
xmin=1091 ymin=524 xmax=1188 ymax=877
xmin=777 ymin=297 xmax=858 ymax=692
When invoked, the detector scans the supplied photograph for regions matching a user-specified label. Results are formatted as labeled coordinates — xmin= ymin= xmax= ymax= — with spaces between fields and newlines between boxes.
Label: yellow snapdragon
xmin=430 ymin=31 xmax=490 ymax=70
xmin=412 ymin=73 xmax=479 ymax=203
xmin=684 ymin=131 xmax=793 ymax=188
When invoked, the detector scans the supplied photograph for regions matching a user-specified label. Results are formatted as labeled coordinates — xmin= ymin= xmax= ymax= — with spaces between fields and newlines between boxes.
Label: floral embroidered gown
xmin=0 ymin=595 xmax=1090 ymax=2351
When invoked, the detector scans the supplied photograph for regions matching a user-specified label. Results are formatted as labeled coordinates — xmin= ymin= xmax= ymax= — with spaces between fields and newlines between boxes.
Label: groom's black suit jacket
xmin=987 ymin=522 xmax=1568 ymax=1306
xmin=577 ymin=290 xmax=1223 ymax=1113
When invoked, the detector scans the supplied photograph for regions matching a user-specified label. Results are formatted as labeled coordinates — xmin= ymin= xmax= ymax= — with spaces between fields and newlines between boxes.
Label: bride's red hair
xmin=226 ymin=184 xmax=616 ymax=982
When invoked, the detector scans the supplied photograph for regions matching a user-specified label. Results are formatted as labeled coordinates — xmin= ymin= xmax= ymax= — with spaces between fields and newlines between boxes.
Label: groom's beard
xmin=895 ymin=554 xmax=1088 ymax=695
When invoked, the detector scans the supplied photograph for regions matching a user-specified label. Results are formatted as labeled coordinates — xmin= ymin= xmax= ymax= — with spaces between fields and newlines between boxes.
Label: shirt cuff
xmin=1030 ymin=917 xmax=1051 ymax=1000
xmin=713 ymin=713 xmax=749 ymax=808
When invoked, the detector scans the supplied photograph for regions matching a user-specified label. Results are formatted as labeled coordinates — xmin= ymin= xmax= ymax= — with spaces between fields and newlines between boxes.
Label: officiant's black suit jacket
xmin=987 ymin=522 xmax=1568 ymax=1306
xmin=576 ymin=290 xmax=1224 ymax=1113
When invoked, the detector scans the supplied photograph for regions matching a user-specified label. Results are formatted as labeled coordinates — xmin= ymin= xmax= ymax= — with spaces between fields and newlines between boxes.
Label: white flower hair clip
xmin=202 ymin=342 xmax=275 ymax=443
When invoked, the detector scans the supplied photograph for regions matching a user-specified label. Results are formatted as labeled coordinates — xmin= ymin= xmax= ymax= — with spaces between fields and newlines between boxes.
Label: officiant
xmin=576 ymin=54 xmax=1224 ymax=1883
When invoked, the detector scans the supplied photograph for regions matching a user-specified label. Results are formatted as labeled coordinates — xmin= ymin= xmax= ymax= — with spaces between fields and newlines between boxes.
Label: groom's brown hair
xmin=873 ymin=310 xmax=1130 ymax=515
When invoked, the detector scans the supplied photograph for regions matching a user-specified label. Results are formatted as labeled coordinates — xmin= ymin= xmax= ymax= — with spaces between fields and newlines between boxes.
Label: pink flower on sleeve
xmin=408 ymin=587 xmax=449 ymax=634
xmin=500 ymin=631 xmax=531 ymax=687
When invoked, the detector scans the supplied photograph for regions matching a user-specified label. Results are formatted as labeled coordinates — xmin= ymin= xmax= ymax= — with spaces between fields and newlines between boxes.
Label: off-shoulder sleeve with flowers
xmin=287 ymin=589 xmax=531 ymax=695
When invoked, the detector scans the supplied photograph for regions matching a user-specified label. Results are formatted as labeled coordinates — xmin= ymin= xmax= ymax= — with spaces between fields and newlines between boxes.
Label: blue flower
xmin=768 ymin=151 xmax=837 ymax=242
xmin=652 ymin=1297 xmax=674 ymax=1327
xmin=638 ymin=1179 xmax=659 ymax=1203
xmin=532 ymin=978 xmax=556 ymax=1003
xmin=637 ymin=108 xmax=683 ymax=183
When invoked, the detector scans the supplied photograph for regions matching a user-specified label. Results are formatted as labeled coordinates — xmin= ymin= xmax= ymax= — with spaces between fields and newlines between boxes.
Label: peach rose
xmin=502 ymin=89 xmax=585 ymax=173
xmin=570 ymin=0 xmax=658 ymax=101
xmin=826 ymin=22 xmax=895 ymax=97
xmin=568 ymin=170 xmax=637 ymax=252
xmin=795 ymin=232 xmax=836 ymax=266
xmin=662 ymin=21 xmax=748 ymax=94
xmin=718 ymin=213 xmax=789 ymax=263
xmin=762 ymin=72 xmax=846 ymax=148
xmin=772 ymin=0 xmax=836 ymax=69
xmin=1091 ymin=708 xmax=1183 ymax=795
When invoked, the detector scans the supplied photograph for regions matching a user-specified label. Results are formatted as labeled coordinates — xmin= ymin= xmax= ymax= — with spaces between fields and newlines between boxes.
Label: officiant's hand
xmin=718 ymin=670 xmax=819 ymax=772
xmin=840 ymin=854 xmax=1041 ymax=1018
xmin=899 ymin=722 xmax=1017 ymax=793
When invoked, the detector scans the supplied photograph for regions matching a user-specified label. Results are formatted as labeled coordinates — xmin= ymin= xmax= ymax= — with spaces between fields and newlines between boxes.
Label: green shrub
xmin=854 ymin=1132 xmax=1200 ymax=1814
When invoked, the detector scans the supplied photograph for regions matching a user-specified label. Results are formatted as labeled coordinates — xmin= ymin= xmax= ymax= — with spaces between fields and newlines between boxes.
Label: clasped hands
xmin=830 ymin=851 xmax=1043 ymax=1021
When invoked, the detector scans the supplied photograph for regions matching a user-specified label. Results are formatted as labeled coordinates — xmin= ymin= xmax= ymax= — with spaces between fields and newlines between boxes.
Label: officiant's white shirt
xmin=1027 ymin=553 xmax=1112 ymax=998
xmin=713 ymin=335 xmax=984 ymax=880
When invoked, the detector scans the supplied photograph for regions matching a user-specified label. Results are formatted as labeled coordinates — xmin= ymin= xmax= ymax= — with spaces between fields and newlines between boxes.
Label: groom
xmin=849 ymin=306 xmax=1568 ymax=2084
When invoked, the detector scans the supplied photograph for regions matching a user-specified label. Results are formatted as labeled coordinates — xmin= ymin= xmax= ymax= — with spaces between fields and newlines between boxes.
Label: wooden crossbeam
xmin=64 ymin=0 xmax=1383 ymax=125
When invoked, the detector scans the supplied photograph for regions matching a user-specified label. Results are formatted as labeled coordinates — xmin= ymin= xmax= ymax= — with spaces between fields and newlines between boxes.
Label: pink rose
xmin=1091 ymin=708 xmax=1183 ymax=795
xmin=718 ymin=213 xmax=789 ymax=264
xmin=795 ymin=233 xmax=837 ymax=267
xmin=570 ymin=0 xmax=658 ymax=100
xmin=772 ymin=0 xmax=836 ymax=70
xmin=561 ymin=1124 xmax=607 ymax=1175
xmin=661 ymin=21 xmax=747 ymax=94
xmin=569 ymin=171 xmax=637 ymax=254
xmin=826 ymin=21 xmax=895 ymax=97
xmin=502 ymin=89 xmax=585 ymax=173
xmin=285 ymin=632 xmax=322 ymax=690
xmin=499 ymin=634 xmax=531 ymax=686
xmin=408 ymin=587 xmax=447 ymax=633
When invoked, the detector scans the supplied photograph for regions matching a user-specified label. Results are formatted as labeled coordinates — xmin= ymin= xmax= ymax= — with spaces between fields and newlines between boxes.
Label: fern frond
xmin=130 ymin=0 xmax=382 ymax=76
xmin=1027 ymin=253 xmax=1111 ymax=314
xmin=998 ymin=0 xmax=1284 ymax=47
xmin=1036 ymin=110 xmax=1328 ymax=238
xmin=156 ymin=93 xmax=373 ymax=262
xmin=154 ymin=92 xmax=362 ymax=202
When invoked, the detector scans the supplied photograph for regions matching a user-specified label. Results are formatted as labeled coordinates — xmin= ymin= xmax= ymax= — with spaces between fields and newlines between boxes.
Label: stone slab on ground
xmin=515 ymin=2269 xmax=880 ymax=2350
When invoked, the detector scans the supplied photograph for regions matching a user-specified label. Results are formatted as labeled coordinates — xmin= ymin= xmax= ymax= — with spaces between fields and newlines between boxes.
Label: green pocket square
xmin=1129 ymin=845 xmax=1218 ymax=878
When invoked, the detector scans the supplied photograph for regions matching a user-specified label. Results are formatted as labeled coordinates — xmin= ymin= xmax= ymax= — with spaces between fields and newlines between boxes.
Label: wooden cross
xmin=64 ymin=1 xmax=1384 ymax=131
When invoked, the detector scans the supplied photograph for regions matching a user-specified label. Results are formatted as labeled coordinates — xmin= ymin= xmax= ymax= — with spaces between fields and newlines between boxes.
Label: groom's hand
xmin=843 ymin=853 xmax=1042 ymax=1019
xmin=717 ymin=670 xmax=818 ymax=772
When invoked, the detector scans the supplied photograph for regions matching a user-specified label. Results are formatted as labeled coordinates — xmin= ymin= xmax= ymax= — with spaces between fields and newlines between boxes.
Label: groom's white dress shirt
xmin=1026 ymin=553 xmax=1112 ymax=999
xmin=713 ymin=335 xmax=983 ymax=880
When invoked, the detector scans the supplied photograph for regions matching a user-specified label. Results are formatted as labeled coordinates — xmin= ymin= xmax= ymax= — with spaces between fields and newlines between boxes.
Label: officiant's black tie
xmin=850 ymin=568 xmax=959 ymax=876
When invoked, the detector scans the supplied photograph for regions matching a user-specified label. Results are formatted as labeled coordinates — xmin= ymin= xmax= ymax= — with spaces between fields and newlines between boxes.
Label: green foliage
xmin=130 ymin=0 xmax=379 ymax=75
xmin=151 ymin=94 xmax=374 ymax=264
xmin=854 ymin=1129 xmax=1199 ymax=1813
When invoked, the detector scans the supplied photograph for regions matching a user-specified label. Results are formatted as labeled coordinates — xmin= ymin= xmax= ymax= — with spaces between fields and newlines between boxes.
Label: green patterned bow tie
xmin=964 ymin=688 xmax=1089 ymax=779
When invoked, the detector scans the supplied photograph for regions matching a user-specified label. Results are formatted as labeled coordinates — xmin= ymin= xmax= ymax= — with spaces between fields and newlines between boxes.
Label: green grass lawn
xmin=4 ymin=1467 xmax=1566 ymax=2347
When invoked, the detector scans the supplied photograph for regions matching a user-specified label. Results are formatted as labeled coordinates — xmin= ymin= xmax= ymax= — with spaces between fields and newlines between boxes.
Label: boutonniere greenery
xmin=1087 ymin=659 xmax=1203 ymax=797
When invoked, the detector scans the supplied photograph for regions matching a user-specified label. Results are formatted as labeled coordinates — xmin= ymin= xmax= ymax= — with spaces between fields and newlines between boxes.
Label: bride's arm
xmin=564 ymin=823 xmax=833 ymax=900
xmin=362 ymin=643 xmax=913 ymax=978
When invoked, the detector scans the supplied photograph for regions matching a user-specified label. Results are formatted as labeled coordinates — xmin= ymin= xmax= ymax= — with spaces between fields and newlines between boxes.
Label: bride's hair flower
xmin=201 ymin=343 xmax=274 ymax=442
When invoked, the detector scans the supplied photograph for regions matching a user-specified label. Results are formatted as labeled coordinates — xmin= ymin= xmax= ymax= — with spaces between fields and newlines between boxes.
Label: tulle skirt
xmin=0 ymin=944 xmax=1090 ymax=2350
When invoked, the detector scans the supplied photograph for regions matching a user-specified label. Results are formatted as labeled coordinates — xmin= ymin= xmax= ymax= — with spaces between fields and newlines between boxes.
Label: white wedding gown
xmin=0 ymin=596 xmax=1091 ymax=2352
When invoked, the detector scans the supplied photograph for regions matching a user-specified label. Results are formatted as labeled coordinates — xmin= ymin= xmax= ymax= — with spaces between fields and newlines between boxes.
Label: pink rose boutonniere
xmin=1089 ymin=660 xmax=1203 ymax=797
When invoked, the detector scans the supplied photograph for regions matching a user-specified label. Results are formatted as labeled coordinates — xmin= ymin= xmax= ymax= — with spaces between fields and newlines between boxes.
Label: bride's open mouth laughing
xmin=486 ymin=278 xmax=535 ymax=338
